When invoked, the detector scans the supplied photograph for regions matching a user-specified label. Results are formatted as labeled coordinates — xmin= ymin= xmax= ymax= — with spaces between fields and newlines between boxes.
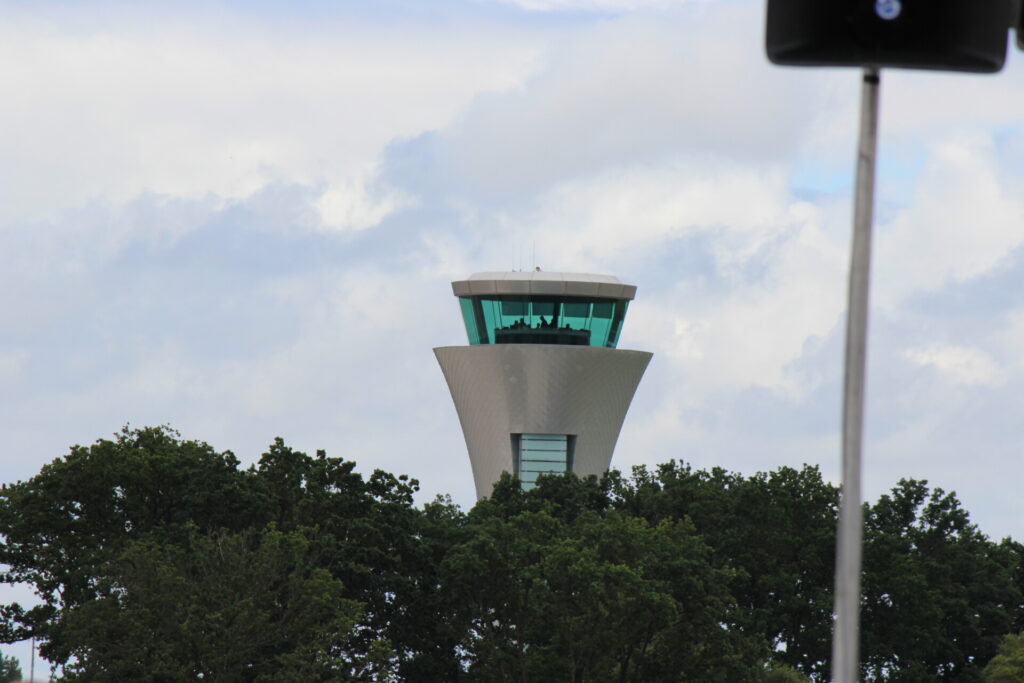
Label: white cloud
xmin=497 ymin=160 xmax=847 ymax=397
xmin=994 ymin=310 xmax=1024 ymax=376
xmin=314 ymin=171 xmax=411 ymax=233
xmin=495 ymin=0 xmax=689 ymax=10
xmin=0 ymin=11 xmax=544 ymax=225
xmin=874 ymin=134 xmax=1024 ymax=305
xmin=515 ymin=161 xmax=795 ymax=264
xmin=904 ymin=343 xmax=1000 ymax=386
xmin=0 ymin=347 xmax=28 ymax=380
xmin=418 ymin=4 xmax=815 ymax=200
xmin=880 ymin=63 xmax=1024 ymax=141
xmin=5 ymin=0 xmax=1024 ymax=552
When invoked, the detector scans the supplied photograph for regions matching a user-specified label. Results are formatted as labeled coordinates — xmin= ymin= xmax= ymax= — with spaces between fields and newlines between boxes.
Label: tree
xmin=610 ymin=462 xmax=839 ymax=679
xmin=983 ymin=632 xmax=1024 ymax=682
xmin=383 ymin=494 xmax=472 ymax=681
xmin=247 ymin=437 xmax=449 ymax=680
xmin=861 ymin=480 xmax=1021 ymax=682
xmin=0 ymin=427 xmax=428 ymax=680
xmin=0 ymin=651 xmax=20 ymax=683
xmin=446 ymin=482 xmax=770 ymax=682
xmin=3 ymin=427 xmax=1021 ymax=682
xmin=765 ymin=664 xmax=811 ymax=682
xmin=58 ymin=527 xmax=360 ymax=682
xmin=0 ymin=426 xmax=261 ymax=663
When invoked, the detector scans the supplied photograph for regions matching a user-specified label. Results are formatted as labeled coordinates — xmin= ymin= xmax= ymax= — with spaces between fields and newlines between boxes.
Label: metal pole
xmin=832 ymin=66 xmax=880 ymax=683
xmin=30 ymin=635 xmax=35 ymax=682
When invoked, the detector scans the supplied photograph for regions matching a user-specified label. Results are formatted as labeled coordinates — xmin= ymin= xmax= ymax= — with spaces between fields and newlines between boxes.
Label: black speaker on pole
xmin=766 ymin=0 xmax=1012 ymax=73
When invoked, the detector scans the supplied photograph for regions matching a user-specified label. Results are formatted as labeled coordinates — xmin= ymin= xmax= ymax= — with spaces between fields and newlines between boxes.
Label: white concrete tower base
xmin=435 ymin=344 xmax=652 ymax=499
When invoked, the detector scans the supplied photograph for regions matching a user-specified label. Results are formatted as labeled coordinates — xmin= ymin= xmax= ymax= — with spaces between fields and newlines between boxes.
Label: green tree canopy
xmin=984 ymin=632 xmax=1024 ymax=682
xmin=861 ymin=480 xmax=1021 ymax=681
xmin=608 ymin=462 xmax=839 ymax=679
xmin=59 ymin=527 xmax=359 ymax=681
xmin=1 ymin=427 xmax=1021 ymax=682
xmin=445 ymin=497 xmax=767 ymax=681
xmin=0 ymin=651 xmax=20 ymax=683
xmin=0 ymin=427 xmax=428 ymax=680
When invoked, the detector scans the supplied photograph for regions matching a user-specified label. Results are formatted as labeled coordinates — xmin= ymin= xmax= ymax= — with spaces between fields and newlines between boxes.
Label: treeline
xmin=0 ymin=427 xmax=1021 ymax=682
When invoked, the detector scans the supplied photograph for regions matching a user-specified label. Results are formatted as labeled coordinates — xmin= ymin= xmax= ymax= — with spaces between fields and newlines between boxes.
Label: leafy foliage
xmin=446 ymin=500 xmax=764 ymax=681
xmin=0 ymin=651 xmax=20 ymax=683
xmin=983 ymin=632 xmax=1024 ymax=682
xmin=0 ymin=427 xmax=422 ymax=680
xmin=59 ymin=527 xmax=359 ymax=681
xmin=0 ymin=427 xmax=1021 ymax=682
xmin=609 ymin=462 xmax=839 ymax=679
xmin=764 ymin=663 xmax=811 ymax=682
xmin=861 ymin=480 xmax=1021 ymax=682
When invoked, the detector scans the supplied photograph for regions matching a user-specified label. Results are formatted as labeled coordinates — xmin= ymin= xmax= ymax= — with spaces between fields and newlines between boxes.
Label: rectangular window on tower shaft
xmin=513 ymin=434 xmax=574 ymax=491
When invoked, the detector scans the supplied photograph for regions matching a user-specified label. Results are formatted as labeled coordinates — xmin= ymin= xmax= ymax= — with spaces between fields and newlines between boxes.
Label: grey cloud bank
xmin=3 ymin=6 xmax=1024 ymax=645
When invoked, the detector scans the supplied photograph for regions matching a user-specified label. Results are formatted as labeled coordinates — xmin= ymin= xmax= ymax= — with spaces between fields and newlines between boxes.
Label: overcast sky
xmin=5 ymin=0 xmax=1024 ymax=666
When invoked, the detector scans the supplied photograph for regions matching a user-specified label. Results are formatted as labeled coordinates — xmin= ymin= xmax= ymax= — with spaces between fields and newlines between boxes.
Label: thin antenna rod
xmin=532 ymin=241 xmax=536 ymax=270
xmin=832 ymin=65 xmax=880 ymax=683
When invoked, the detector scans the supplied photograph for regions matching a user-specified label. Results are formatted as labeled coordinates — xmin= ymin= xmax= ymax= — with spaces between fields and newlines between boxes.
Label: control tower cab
xmin=434 ymin=271 xmax=652 ymax=499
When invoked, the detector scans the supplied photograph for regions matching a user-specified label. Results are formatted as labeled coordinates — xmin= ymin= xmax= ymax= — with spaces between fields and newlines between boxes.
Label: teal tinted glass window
xmin=459 ymin=298 xmax=486 ymax=345
xmin=515 ymin=433 xmax=573 ymax=491
xmin=458 ymin=296 xmax=630 ymax=348
xmin=532 ymin=301 xmax=555 ymax=319
xmin=563 ymin=302 xmax=589 ymax=319
xmin=501 ymin=300 xmax=527 ymax=317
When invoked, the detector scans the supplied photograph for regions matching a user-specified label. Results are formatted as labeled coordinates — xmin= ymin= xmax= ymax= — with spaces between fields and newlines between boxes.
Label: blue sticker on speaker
xmin=875 ymin=0 xmax=901 ymax=21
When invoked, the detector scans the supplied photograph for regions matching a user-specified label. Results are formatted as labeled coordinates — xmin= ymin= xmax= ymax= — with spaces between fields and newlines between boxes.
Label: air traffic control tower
xmin=434 ymin=271 xmax=652 ymax=499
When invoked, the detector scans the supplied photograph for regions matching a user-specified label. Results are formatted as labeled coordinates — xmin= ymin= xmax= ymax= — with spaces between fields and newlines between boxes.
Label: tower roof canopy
xmin=452 ymin=271 xmax=636 ymax=301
